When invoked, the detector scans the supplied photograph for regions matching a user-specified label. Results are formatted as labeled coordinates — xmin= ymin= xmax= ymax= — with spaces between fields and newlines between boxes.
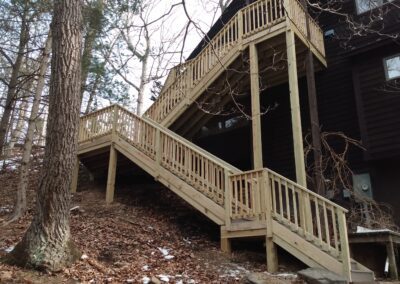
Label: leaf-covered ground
xmin=0 ymin=154 xmax=303 ymax=283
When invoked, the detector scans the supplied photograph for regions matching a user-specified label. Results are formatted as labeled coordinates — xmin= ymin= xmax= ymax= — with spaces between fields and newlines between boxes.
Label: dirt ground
xmin=0 ymin=156 xmax=304 ymax=283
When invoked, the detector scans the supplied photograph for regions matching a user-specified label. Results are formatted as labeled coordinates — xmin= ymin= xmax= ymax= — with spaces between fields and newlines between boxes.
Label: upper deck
xmin=145 ymin=0 xmax=326 ymax=128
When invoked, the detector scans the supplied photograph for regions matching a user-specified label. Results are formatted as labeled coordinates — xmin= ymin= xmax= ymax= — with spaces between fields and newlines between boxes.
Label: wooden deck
xmin=144 ymin=0 xmax=326 ymax=129
xmin=75 ymin=105 xmax=374 ymax=282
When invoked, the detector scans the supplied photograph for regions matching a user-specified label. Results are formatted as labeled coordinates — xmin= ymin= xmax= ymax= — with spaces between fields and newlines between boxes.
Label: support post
xmin=106 ymin=144 xmax=117 ymax=204
xmin=70 ymin=156 xmax=79 ymax=193
xmin=337 ymin=210 xmax=352 ymax=282
xmin=249 ymin=43 xmax=263 ymax=169
xmin=220 ymin=228 xmax=232 ymax=253
xmin=224 ymin=171 xmax=232 ymax=228
xmin=286 ymin=29 xmax=307 ymax=186
xmin=263 ymin=170 xmax=278 ymax=272
xmin=387 ymin=236 xmax=399 ymax=280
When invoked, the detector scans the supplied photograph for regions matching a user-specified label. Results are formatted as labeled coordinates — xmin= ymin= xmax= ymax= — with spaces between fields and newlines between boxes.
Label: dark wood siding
xmin=353 ymin=43 xmax=400 ymax=160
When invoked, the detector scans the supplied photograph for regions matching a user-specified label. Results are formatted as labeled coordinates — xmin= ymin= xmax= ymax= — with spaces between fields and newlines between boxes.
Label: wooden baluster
xmin=315 ymin=198 xmax=322 ymax=245
xmin=292 ymin=186 xmax=299 ymax=230
xmin=285 ymin=180 xmax=290 ymax=222
xmin=332 ymin=206 xmax=339 ymax=253
xmin=323 ymin=202 xmax=330 ymax=249
xmin=278 ymin=179 xmax=283 ymax=220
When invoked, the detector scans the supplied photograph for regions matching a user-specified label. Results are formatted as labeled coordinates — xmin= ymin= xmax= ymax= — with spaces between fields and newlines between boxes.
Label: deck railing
xmin=79 ymin=105 xmax=241 ymax=206
xmin=229 ymin=168 xmax=350 ymax=273
xmin=145 ymin=0 xmax=325 ymax=124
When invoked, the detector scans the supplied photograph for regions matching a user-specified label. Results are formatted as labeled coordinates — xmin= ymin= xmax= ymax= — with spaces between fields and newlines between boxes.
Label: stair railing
xmin=145 ymin=0 xmax=325 ymax=124
xmin=79 ymin=105 xmax=243 ymax=208
xmin=228 ymin=168 xmax=351 ymax=278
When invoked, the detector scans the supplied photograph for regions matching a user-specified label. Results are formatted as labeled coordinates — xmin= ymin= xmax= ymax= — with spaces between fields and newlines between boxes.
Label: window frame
xmin=354 ymin=0 xmax=393 ymax=15
xmin=383 ymin=54 xmax=400 ymax=81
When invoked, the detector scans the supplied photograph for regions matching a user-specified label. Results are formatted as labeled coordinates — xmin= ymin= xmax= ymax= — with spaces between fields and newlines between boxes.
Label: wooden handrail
xmin=145 ymin=0 xmax=325 ymax=124
xmin=228 ymin=168 xmax=350 ymax=268
xmin=79 ymin=105 xmax=242 ymax=206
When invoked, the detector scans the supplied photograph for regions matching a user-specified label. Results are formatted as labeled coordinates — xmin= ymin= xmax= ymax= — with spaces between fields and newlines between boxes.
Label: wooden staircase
xmin=144 ymin=0 xmax=327 ymax=128
xmin=77 ymin=105 xmax=374 ymax=282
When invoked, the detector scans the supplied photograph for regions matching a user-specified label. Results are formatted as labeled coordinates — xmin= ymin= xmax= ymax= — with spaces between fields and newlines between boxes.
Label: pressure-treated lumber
xmin=249 ymin=43 xmax=264 ymax=169
xmin=285 ymin=28 xmax=307 ymax=187
xmin=106 ymin=144 xmax=117 ymax=204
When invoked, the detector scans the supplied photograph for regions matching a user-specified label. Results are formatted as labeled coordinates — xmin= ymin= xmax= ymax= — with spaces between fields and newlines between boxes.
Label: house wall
xmin=192 ymin=0 xmax=400 ymax=223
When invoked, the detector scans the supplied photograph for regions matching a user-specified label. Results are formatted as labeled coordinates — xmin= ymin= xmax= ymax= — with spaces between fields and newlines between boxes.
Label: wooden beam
xmin=70 ymin=156 xmax=79 ymax=193
xmin=221 ymin=228 xmax=232 ymax=253
xmin=286 ymin=28 xmax=306 ymax=186
xmin=249 ymin=43 xmax=263 ymax=169
xmin=106 ymin=143 xmax=118 ymax=204
xmin=263 ymin=171 xmax=278 ymax=272
xmin=387 ymin=236 xmax=399 ymax=280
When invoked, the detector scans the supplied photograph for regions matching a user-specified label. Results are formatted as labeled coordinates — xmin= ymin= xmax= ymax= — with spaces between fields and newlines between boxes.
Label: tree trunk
xmin=80 ymin=0 xmax=103 ymax=104
xmin=0 ymin=4 xmax=30 ymax=156
xmin=7 ymin=99 xmax=29 ymax=154
xmin=6 ymin=0 xmax=82 ymax=271
xmin=136 ymin=29 xmax=150 ymax=116
xmin=6 ymin=34 xmax=52 ymax=224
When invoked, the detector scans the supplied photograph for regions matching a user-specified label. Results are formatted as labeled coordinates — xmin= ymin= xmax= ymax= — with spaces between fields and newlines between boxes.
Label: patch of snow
xmin=164 ymin=255 xmax=174 ymax=260
xmin=356 ymin=226 xmax=392 ymax=234
xmin=81 ymin=254 xmax=89 ymax=260
xmin=142 ymin=276 xmax=151 ymax=284
xmin=276 ymin=273 xmax=297 ymax=278
xmin=0 ymin=205 xmax=12 ymax=213
xmin=4 ymin=246 xmax=14 ymax=253
xmin=142 ymin=265 xmax=150 ymax=271
xmin=126 ymin=279 xmax=134 ymax=283
xmin=175 ymin=280 xmax=183 ymax=284
xmin=158 ymin=274 xmax=170 ymax=282
xmin=158 ymin=247 xmax=169 ymax=256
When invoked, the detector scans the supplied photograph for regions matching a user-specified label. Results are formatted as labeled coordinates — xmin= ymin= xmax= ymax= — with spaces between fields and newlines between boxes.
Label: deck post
xmin=263 ymin=170 xmax=278 ymax=272
xmin=220 ymin=227 xmax=232 ymax=253
xmin=249 ymin=43 xmax=263 ymax=169
xmin=285 ymin=28 xmax=307 ymax=187
xmin=70 ymin=156 xmax=79 ymax=193
xmin=106 ymin=143 xmax=118 ymax=204
xmin=387 ymin=236 xmax=399 ymax=280
xmin=337 ymin=210 xmax=352 ymax=281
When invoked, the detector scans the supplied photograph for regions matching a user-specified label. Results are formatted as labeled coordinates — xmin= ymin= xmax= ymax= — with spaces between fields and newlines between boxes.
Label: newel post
xmin=337 ymin=210 xmax=352 ymax=281
xmin=263 ymin=170 xmax=278 ymax=272
xmin=112 ymin=105 xmax=119 ymax=139
xmin=221 ymin=170 xmax=232 ymax=253
xmin=224 ymin=170 xmax=232 ymax=228
xmin=155 ymin=127 xmax=162 ymax=169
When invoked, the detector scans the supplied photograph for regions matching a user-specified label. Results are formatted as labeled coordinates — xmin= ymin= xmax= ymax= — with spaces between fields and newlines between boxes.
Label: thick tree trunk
xmin=6 ymin=34 xmax=52 ymax=224
xmin=0 ymin=5 xmax=30 ymax=156
xmin=6 ymin=0 xmax=82 ymax=271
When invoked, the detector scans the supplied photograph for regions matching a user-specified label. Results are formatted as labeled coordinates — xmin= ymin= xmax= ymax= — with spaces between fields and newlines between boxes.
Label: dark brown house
xmin=187 ymin=0 xmax=400 ymax=225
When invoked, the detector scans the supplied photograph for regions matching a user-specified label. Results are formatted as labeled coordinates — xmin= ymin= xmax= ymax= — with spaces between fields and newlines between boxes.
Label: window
xmin=384 ymin=55 xmax=400 ymax=81
xmin=355 ymin=0 xmax=393 ymax=14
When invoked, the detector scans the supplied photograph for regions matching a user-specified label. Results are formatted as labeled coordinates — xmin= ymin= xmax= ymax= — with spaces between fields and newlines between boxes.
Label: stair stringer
xmin=113 ymin=135 xmax=226 ymax=225
xmin=272 ymin=221 xmax=375 ymax=282
xmin=272 ymin=220 xmax=344 ymax=275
